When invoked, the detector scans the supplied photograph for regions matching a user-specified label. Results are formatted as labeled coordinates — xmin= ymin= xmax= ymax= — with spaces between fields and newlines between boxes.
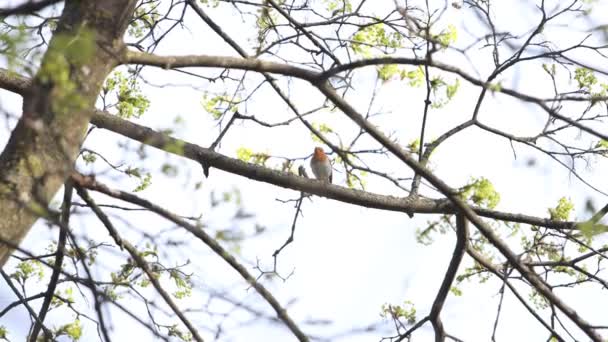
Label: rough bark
xmin=0 ymin=0 xmax=137 ymax=267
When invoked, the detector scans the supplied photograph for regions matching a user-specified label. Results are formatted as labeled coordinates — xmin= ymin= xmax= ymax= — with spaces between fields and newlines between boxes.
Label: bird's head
xmin=313 ymin=147 xmax=328 ymax=161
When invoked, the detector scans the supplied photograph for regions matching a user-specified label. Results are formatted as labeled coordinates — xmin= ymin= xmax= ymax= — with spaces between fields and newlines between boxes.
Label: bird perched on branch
xmin=310 ymin=147 xmax=332 ymax=183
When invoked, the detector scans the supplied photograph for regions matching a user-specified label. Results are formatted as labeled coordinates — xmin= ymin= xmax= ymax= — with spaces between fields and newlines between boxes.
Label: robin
xmin=310 ymin=147 xmax=332 ymax=183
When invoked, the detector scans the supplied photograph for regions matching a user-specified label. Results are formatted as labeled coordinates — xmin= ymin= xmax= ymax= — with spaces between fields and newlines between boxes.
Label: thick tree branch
xmin=89 ymin=110 xmax=586 ymax=231
xmin=0 ymin=67 xmax=588 ymax=229
xmin=123 ymin=52 xmax=608 ymax=141
xmin=88 ymin=100 xmax=603 ymax=338
xmin=124 ymin=50 xmax=318 ymax=82
xmin=0 ymin=39 xmax=603 ymax=340
xmin=0 ymin=68 xmax=32 ymax=94
xmin=184 ymin=0 xmax=364 ymax=189
xmin=90 ymin=110 xmax=444 ymax=211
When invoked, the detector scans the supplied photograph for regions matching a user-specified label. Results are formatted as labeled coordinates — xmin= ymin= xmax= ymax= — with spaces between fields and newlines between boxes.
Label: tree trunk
xmin=0 ymin=0 xmax=137 ymax=267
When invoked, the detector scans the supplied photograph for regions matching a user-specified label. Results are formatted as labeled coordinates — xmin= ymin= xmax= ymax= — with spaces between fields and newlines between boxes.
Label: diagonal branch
xmin=1 ymin=269 xmax=53 ymax=339
xmin=89 ymin=105 xmax=601 ymax=338
xmin=265 ymin=0 xmax=341 ymax=65
xmin=75 ymin=183 xmax=203 ymax=341
xmin=71 ymin=172 xmax=309 ymax=342
xmin=121 ymin=240 xmax=204 ymax=341
xmin=73 ymin=186 xmax=124 ymax=250
xmin=429 ymin=214 xmax=468 ymax=342
xmin=466 ymin=246 xmax=565 ymax=341
xmin=29 ymin=180 xmax=72 ymax=342
xmin=185 ymin=0 xmax=379 ymax=191
xmin=76 ymin=185 xmax=204 ymax=342
xmin=0 ymin=292 xmax=46 ymax=318
xmin=314 ymin=81 xmax=602 ymax=341
xmin=1 ymin=46 xmax=602 ymax=338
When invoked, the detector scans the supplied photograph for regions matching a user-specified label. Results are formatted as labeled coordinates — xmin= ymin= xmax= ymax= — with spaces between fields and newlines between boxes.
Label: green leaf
xmin=323 ymin=0 xmax=352 ymax=14
xmin=345 ymin=170 xmax=367 ymax=190
xmin=430 ymin=77 xmax=460 ymax=108
xmin=48 ymin=28 xmax=96 ymax=67
xmin=576 ymin=221 xmax=608 ymax=239
xmin=450 ymin=286 xmax=463 ymax=296
xmin=574 ymin=67 xmax=597 ymax=89
xmin=542 ymin=63 xmax=557 ymax=76
xmin=548 ymin=197 xmax=574 ymax=221
xmin=351 ymin=23 xmax=402 ymax=57
xmin=133 ymin=173 xmax=152 ymax=192
xmin=434 ymin=24 xmax=458 ymax=48
xmin=125 ymin=166 xmax=142 ymax=178
xmin=128 ymin=3 xmax=161 ymax=38
xmin=161 ymin=163 xmax=178 ymax=177
xmin=407 ymin=138 xmax=420 ymax=153
xmin=377 ymin=64 xmax=400 ymax=81
xmin=37 ymin=27 xmax=98 ymax=116
xmin=380 ymin=301 xmax=416 ymax=324
xmin=56 ymin=319 xmax=82 ymax=341
xmin=81 ymin=152 xmax=97 ymax=164
xmin=170 ymin=270 xmax=193 ymax=299
xmin=104 ymin=72 xmax=150 ymax=118
xmin=459 ymin=177 xmax=500 ymax=209
xmin=488 ymin=82 xmax=502 ymax=92
xmin=310 ymin=122 xmax=334 ymax=143
xmin=446 ymin=78 xmax=460 ymax=99
xmin=0 ymin=325 xmax=7 ymax=339
xmin=201 ymin=93 xmax=240 ymax=120
xmin=168 ymin=324 xmax=194 ymax=341
xmin=595 ymin=139 xmax=608 ymax=155
xmin=0 ymin=23 xmax=29 ymax=69
xmin=11 ymin=260 xmax=44 ymax=283
xmin=401 ymin=67 xmax=425 ymax=87
xmin=529 ymin=290 xmax=549 ymax=310
xmin=236 ymin=147 xmax=269 ymax=166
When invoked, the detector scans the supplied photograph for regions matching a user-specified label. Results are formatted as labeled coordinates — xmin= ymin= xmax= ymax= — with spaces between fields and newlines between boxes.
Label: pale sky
xmin=1 ymin=0 xmax=607 ymax=341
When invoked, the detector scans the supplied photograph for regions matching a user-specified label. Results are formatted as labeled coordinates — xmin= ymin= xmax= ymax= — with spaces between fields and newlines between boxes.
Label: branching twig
xmin=1 ymin=270 xmax=53 ymax=339
xmin=71 ymin=172 xmax=309 ymax=342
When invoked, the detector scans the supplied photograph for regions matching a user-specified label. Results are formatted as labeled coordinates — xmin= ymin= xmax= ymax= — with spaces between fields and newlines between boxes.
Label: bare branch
xmin=71 ymin=173 xmax=310 ymax=342
xmin=0 ymin=0 xmax=61 ymax=16
xmin=429 ymin=215 xmax=468 ymax=341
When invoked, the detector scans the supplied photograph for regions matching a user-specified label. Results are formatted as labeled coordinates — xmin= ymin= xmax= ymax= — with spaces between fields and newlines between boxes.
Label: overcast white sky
xmin=1 ymin=0 xmax=608 ymax=341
